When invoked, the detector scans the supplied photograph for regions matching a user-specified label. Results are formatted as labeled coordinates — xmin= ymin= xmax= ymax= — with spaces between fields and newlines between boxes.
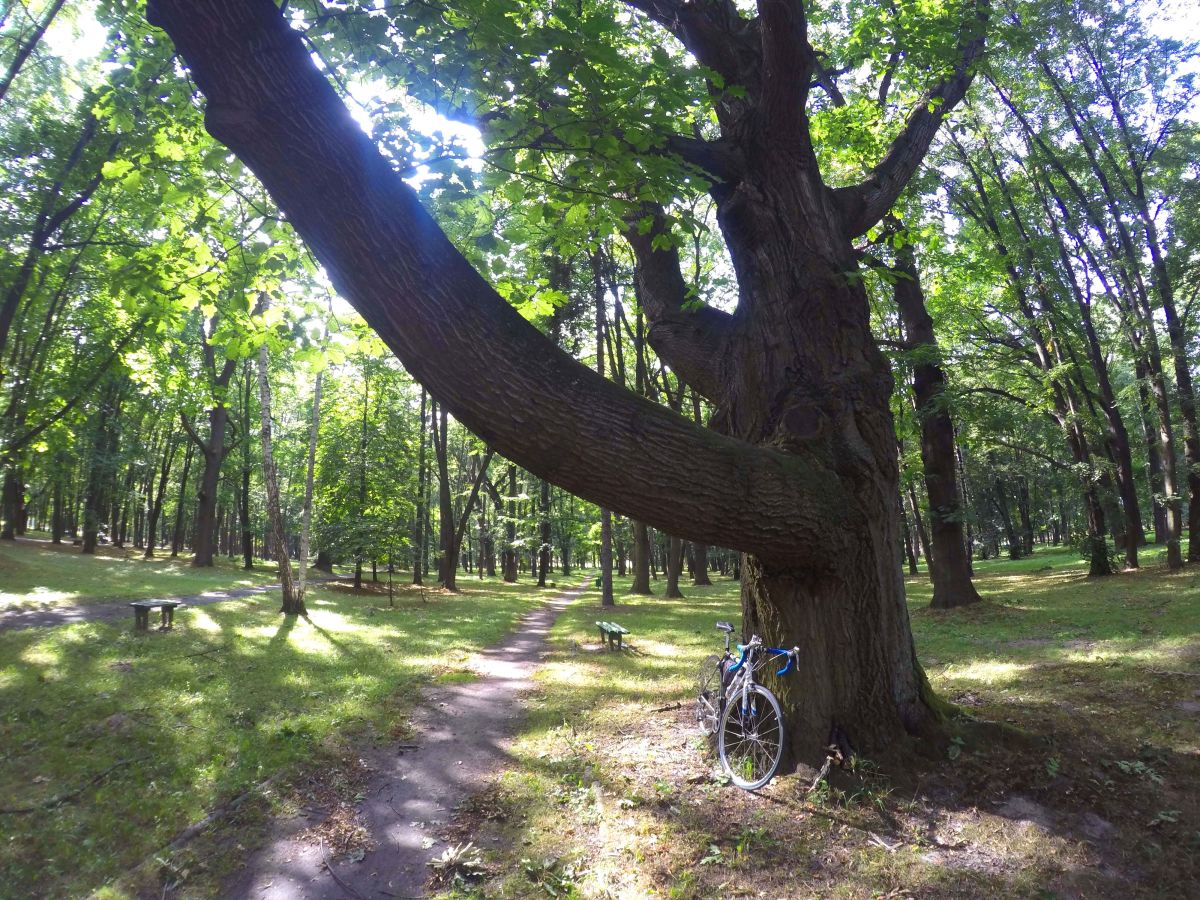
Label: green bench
xmin=595 ymin=620 xmax=629 ymax=650
xmin=130 ymin=600 xmax=183 ymax=631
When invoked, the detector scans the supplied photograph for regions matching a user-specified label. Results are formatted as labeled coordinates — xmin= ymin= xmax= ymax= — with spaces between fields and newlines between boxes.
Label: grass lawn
xmin=0 ymin=537 xmax=279 ymax=610
xmin=0 ymin=544 xmax=575 ymax=898
xmin=436 ymin=545 xmax=1200 ymax=898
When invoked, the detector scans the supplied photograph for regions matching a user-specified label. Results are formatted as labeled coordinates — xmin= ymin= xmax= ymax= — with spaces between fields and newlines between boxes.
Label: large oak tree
xmin=145 ymin=0 xmax=987 ymax=758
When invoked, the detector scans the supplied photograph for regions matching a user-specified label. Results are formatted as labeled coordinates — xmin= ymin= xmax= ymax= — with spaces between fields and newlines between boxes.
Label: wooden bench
xmin=130 ymin=600 xmax=183 ymax=631
xmin=595 ymin=620 xmax=629 ymax=650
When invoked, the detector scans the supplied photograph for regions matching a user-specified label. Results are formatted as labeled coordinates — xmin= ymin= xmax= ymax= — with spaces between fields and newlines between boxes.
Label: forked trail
xmin=223 ymin=579 xmax=591 ymax=899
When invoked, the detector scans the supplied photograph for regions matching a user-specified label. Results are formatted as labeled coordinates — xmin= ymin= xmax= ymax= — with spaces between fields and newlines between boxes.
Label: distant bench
xmin=595 ymin=620 xmax=629 ymax=650
xmin=130 ymin=600 xmax=183 ymax=631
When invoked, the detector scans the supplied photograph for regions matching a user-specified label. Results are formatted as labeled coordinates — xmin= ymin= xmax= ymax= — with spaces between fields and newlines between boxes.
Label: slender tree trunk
xmin=189 ymin=406 xmax=229 ymax=567
xmin=502 ymin=463 xmax=518 ymax=582
xmin=434 ymin=400 xmax=455 ymax=589
xmin=537 ymin=478 xmax=551 ymax=587
xmin=1016 ymin=478 xmax=1035 ymax=557
xmin=239 ymin=362 xmax=254 ymax=569
xmin=257 ymin=342 xmax=301 ymax=614
xmin=51 ymin=477 xmax=64 ymax=544
xmin=905 ymin=481 xmax=931 ymax=568
xmin=1135 ymin=364 xmax=1167 ymax=544
xmin=412 ymin=385 xmax=427 ymax=585
xmin=297 ymin=369 xmax=322 ymax=602
xmin=171 ymin=440 xmax=194 ymax=556
xmin=892 ymin=246 xmax=981 ymax=607
xmin=901 ymin=509 xmax=919 ymax=576
xmin=0 ymin=471 xmax=19 ymax=540
xmin=593 ymin=250 xmax=614 ymax=606
xmin=630 ymin=520 xmax=652 ymax=594
xmin=144 ymin=431 xmax=178 ymax=559
xmin=691 ymin=541 xmax=712 ymax=586
xmin=83 ymin=380 xmax=121 ymax=554
xmin=665 ymin=534 xmax=684 ymax=599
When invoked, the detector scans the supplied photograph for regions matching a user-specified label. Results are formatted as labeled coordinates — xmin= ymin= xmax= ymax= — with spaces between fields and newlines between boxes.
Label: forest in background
xmin=0 ymin=0 xmax=1197 ymax=728
xmin=2 ymin=0 xmax=1200 ymax=895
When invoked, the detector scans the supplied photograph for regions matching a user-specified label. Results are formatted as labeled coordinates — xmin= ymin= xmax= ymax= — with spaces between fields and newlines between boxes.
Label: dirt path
xmin=222 ymin=579 xmax=591 ymax=900
xmin=0 ymin=577 xmax=343 ymax=632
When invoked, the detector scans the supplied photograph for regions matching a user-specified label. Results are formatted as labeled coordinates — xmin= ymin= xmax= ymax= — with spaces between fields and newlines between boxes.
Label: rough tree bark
xmin=630 ymin=521 xmax=652 ymax=594
xmin=181 ymin=324 xmax=238 ymax=567
xmin=891 ymin=246 xmax=981 ymax=608
xmin=147 ymin=0 xmax=988 ymax=757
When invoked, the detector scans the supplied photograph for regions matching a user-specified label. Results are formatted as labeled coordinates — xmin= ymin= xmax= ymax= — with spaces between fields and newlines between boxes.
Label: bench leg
xmin=166 ymin=607 xmax=175 ymax=628
xmin=616 ymin=634 xmax=622 ymax=650
xmin=135 ymin=609 xmax=148 ymax=631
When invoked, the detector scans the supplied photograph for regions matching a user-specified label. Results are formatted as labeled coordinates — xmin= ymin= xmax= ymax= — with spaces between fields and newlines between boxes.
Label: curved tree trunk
xmin=148 ymin=0 xmax=963 ymax=759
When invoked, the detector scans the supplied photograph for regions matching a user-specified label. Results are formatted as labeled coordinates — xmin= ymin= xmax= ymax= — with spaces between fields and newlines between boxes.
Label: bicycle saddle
xmin=715 ymin=621 xmax=734 ymax=633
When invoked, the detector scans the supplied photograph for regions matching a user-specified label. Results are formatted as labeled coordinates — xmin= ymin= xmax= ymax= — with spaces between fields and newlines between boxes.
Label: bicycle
xmin=697 ymin=621 xmax=798 ymax=790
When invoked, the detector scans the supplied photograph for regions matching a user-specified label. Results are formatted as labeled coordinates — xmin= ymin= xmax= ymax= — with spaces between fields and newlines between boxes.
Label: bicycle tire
xmin=696 ymin=654 xmax=723 ymax=736
xmin=717 ymin=684 xmax=785 ymax=790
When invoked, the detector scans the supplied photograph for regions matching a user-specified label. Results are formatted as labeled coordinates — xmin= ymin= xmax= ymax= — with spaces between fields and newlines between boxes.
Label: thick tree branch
xmin=623 ymin=204 xmax=732 ymax=403
xmin=834 ymin=0 xmax=990 ymax=237
xmin=620 ymin=0 xmax=758 ymax=88
xmin=146 ymin=0 xmax=857 ymax=569
xmin=757 ymin=0 xmax=814 ymax=131
xmin=179 ymin=413 xmax=206 ymax=451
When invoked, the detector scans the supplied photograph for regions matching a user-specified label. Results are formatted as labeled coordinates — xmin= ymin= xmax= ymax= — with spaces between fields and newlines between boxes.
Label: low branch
xmin=179 ymin=412 xmax=206 ymax=451
xmin=147 ymin=0 xmax=858 ymax=569
xmin=623 ymin=204 xmax=732 ymax=403
xmin=451 ymin=448 xmax=495 ymax=557
xmin=989 ymin=439 xmax=1070 ymax=472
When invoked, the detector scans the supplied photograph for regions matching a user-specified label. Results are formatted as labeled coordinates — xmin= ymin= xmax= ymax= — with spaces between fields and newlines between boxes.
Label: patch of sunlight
xmin=0 ymin=669 xmax=17 ymax=689
xmin=940 ymin=659 xmax=1030 ymax=686
xmin=538 ymin=659 xmax=589 ymax=685
xmin=0 ymin=585 xmax=77 ymax=607
xmin=20 ymin=641 xmax=63 ymax=668
xmin=1120 ymin=638 xmax=1198 ymax=666
xmin=187 ymin=607 xmax=222 ymax=633
xmin=240 ymin=623 xmax=283 ymax=642
xmin=303 ymin=608 xmax=373 ymax=635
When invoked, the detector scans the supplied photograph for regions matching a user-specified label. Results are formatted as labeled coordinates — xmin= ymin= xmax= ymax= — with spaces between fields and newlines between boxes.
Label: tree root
xmin=0 ymin=755 xmax=149 ymax=814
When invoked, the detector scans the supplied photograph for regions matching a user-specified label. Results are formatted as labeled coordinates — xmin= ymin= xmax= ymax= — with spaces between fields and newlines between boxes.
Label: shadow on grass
xmin=0 ymin=573 xmax=557 ymax=897
xmin=461 ymin=558 xmax=1199 ymax=898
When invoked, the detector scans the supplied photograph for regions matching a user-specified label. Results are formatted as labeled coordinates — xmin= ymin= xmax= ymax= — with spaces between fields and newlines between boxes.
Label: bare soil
xmin=219 ymin=579 xmax=590 ymax=899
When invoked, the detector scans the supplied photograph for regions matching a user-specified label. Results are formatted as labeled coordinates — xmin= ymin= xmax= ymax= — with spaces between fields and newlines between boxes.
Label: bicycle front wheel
xmin=718 ymin=684 xmax=785 ymax=790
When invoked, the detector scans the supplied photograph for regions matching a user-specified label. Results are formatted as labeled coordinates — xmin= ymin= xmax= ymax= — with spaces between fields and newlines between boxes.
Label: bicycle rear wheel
xmin=717 ymin=684 xmax=785 ymax=790
xmin=696 ymin=654 xmax=723 ymax=736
